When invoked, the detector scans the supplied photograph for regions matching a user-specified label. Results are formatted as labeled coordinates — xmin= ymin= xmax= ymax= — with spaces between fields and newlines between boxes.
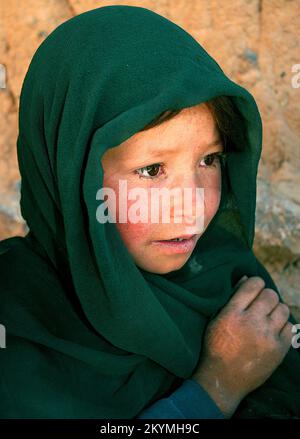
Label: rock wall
xmin=1 ymin=0 xmax=299 ymax=320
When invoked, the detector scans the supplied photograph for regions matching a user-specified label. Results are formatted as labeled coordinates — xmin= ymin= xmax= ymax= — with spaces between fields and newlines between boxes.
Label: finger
xmin=234 ymin=275 xmax=248 ymax=289
xmin=268 ymin=302 xmax=290 ymax=331
xmin=247 ymin=288 xmax=280 ymax=316
xmin=228 ymin=276 xmax=266 ymax=312
xmin=232 ymin=276 xmax=248 ymax=296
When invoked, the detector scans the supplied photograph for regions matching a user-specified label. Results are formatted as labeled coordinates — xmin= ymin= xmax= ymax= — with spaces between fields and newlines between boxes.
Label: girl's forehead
xmin=102 ymin=105 xmax=219 ymax=161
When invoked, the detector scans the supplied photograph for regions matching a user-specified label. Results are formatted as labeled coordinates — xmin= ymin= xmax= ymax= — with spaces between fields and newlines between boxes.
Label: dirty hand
xmin=191 ymin=275 xmax=293 ymax=417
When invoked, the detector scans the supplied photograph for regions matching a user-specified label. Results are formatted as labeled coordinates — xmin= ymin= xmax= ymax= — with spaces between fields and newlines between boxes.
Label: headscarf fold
xmin=0 ymin=5 xmax=299 ymax=418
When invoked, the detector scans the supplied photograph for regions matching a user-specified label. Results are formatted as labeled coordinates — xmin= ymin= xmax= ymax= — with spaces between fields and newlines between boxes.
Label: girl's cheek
xmin=101 ymin=174 xmax=152 ymax=246
xmin=115 ymin=188 xmax=147 ymax=243
xmin=115 ymin=221 xmax=151 ymax=248
xmin=205 ymin=187 xmax=222 ymax=221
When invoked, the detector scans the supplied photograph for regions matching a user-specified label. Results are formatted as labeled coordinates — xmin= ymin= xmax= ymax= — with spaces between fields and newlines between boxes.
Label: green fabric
xmin=0 ymin=5 xmax=300 ymax=419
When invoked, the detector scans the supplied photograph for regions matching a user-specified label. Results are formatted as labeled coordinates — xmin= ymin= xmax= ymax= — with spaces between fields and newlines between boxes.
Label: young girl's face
xmin=101 ymin=103 xmax=223 ymax=274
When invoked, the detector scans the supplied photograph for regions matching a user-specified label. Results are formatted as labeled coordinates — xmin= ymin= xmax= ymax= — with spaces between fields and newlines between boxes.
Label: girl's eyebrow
xmin=203 ymin=138 xmax=224 ymax=149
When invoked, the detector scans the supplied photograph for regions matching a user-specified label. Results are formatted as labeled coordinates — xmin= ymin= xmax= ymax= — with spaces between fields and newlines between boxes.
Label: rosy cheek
xmin=115 ymin=221 xmax=151 ymax=248
xmin=114 ymin=192 xmax=153 ymax=246
xmin=101 ymin=175 xmax=150 ymax=244
xmin=205 ymin=187 xmax=221 ymax=221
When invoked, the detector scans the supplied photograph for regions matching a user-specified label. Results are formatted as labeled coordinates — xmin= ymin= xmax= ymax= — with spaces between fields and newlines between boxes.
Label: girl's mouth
xmin=151 ymin=234 xmax=198 ymax=254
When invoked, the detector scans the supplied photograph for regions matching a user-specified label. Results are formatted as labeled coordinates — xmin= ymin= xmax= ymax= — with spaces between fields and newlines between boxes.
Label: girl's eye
xmin=134 ymin=163 xmax=164 ymax=179
xmin=134 ymin=152 xmax=227 ymax=180
xmin=199 ymin=152 xmax=227 ymax=168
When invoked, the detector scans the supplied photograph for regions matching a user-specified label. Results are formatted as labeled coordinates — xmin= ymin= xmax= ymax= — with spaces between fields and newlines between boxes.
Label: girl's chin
xmin=136 ymin=255 xmax=189 ymax=274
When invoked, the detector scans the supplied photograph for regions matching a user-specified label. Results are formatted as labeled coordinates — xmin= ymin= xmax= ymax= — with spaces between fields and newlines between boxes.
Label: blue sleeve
xmin=136 ymin=378 xmax=225 ymax=419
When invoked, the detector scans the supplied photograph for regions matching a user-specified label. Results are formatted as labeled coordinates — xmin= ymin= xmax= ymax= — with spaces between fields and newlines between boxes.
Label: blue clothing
xmin=136 ymin=378 xmax=225 ymax=419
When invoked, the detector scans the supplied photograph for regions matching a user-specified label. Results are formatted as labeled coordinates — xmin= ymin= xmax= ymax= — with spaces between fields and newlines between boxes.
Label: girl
xmin=0 ymin=5 xmax=299 ymax=419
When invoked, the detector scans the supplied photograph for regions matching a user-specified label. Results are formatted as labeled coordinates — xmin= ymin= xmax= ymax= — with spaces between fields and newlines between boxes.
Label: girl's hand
xmin=191 ymin=275 xmax=293 ymax=417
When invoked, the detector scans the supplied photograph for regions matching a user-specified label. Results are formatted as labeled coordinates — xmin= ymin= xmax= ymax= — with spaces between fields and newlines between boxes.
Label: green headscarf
xmin=0 ymin=5 xmax=299 ymax=419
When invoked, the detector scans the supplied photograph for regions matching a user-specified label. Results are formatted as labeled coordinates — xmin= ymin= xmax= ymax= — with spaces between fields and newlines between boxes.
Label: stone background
xmin=1 ymin=0 xmax=300 ymax=320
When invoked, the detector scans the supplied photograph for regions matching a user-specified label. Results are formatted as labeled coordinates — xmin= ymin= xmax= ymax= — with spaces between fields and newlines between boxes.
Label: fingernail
xmin=240 ymin=275 xmax=248 ymax=282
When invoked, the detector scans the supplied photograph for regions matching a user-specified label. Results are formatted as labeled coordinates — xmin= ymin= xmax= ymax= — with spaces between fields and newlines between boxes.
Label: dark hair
xmin=139 ymin=95 xmax=244 ymax=152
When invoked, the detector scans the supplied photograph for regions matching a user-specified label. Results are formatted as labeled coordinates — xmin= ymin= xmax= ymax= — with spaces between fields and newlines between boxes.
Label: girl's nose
xmin=168 ymin=172 xmax=205 ymax=231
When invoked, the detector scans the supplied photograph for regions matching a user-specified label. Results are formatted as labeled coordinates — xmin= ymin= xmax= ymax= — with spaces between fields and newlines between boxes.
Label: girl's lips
xmin=151 ymin=234 xmax=198 ymax=254
xmin=166 ymin=234 xmax=195 ymax=240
